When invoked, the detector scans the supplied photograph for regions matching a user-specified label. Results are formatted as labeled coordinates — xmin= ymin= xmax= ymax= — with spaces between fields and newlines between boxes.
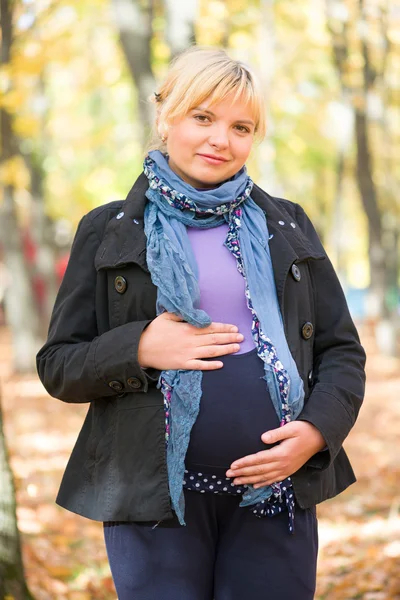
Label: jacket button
xmin=114 ymin=275 xmax=127 ymax=294
xmin=108 ymin=380 xmax=124 ymax=392
xmin=291 ymin=264 xmax=301 ymax=282
xmin=302 ymin=322 xmax=314 ymax=340
xmin=127 ymin=377 xmax=142 ymax=389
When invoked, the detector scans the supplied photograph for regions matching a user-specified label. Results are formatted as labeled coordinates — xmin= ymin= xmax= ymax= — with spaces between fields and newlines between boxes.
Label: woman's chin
xmin=192 ymin=169 xmax=233 ymax=189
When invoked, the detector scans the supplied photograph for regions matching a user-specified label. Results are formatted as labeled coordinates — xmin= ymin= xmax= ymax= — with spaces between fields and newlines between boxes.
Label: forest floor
xmin=1 ymin=323 xmax=400 ymax=600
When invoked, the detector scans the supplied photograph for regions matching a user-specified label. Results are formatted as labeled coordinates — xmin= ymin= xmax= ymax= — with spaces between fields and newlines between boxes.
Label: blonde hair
xmin=147 ymin=46 xmax=266 ymax=152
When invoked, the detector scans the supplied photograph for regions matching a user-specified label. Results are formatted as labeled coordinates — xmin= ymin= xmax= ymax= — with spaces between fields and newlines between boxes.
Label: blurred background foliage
xmin=1 ymin=1 xmax=400 ymax=598
xmin=0 ymin=0 xmax=399 ymax=363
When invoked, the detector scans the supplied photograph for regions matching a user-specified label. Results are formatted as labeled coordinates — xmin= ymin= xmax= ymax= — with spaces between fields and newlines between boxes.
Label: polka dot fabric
xmin=183 ymin=471 xmax=295 ymax=533
xmin=184 ymin=471 xmax=245 ymax=495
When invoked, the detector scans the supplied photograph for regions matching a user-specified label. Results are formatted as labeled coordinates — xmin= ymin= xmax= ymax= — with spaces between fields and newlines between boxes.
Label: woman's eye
xmin=194 ymin=114 xmax=210 ymax=123
xmin=235 ymin=125 xmax=250 ymax=133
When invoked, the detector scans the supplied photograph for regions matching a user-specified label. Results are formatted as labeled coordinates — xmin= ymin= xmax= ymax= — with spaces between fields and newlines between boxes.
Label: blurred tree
xmin=254 ymin=0 xmax=339 ymax=238
xmin=111 ymin=0 xmax=198 ymax=151
xmin=327 ymin=0 xmax=400 ymax=354
xmin=164 ymin=0 xmax=198 ymax=58
xmin=0 ymin=0 xmax=42 ymax=371
xmin=24 ymin=72 xmax=59 ymax=330
xmin=1 ymin=0 xmax=396 ymax=358
xmin=0 ymin=388 xmax=34 ymax=599
xmin=254 ymin=0 xmax=278 ymax=193
xmin=111 ymin=0 xmax=156 ymax=146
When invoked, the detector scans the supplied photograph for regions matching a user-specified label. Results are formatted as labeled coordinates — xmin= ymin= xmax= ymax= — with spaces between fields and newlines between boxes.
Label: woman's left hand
xmin=225 ymin=421 xmax=326 ymax=489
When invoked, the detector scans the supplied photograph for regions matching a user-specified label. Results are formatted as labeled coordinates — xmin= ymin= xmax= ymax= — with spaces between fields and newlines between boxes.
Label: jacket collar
xmin=95 ymin=173 xmax=149 ymax=272
xmin=250 ymin=183 xmax=324 ymax=261
xmin=95 ymin=174 xmax=325 ymax=306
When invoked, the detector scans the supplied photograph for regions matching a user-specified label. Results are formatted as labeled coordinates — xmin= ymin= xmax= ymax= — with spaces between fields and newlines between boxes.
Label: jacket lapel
xmin=94 ymin=174 xmax=325 ymax=312
xmin=250 ymin=184 xmax=325 ymax=311
xmin=94 ymin=173 xmax=149 ymax=272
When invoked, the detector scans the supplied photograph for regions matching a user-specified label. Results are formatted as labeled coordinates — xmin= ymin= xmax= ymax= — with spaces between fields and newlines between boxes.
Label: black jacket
xmin=36 ymin=173 xmax=366 ymax=522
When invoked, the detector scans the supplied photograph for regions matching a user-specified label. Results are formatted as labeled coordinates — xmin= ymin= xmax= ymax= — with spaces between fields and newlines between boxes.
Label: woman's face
xmin=164 ymin=94 xmax=256 ymax=189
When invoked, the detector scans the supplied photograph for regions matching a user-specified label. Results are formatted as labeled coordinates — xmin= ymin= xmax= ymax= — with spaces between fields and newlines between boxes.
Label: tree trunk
xmin=0 ymin=390 xmax=34 ymax=599
xmin=26 ymin=74 xmax=58 ymax=331
xmin=111 ymin=0 xmax=156 ymax=147
xmin=1 ymin=186 xmax=42 ymax=372
xmin=164 ymin=0 xmax=197 ymax=59
xmin=255 ymin=0 xmax=280 ymax=195
xmin=354 ymin=108 xmax=386 ymax=318
xmin=27 ymin=150 xmax=58 ymax=332
xmin=331 ymin=150 xmax=346 ymax=279
xmin=354 ymin=0 xmax=398 ymax=341
xmin=1 ymin=0 xmax=42 ymax=371
xmin=373 ymin=0 xmax=400 ymax=355
xmin=326 ymin=0 xmax=399 ymax=354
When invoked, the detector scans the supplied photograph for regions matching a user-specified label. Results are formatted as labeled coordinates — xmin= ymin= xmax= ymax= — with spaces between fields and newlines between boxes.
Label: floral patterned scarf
xmin=143 ymin=151 xmax=304 ymax=530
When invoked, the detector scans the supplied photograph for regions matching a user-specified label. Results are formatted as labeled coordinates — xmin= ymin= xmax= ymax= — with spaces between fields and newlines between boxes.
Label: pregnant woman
xmin=37 ymin=46 xmax=366 ymax=600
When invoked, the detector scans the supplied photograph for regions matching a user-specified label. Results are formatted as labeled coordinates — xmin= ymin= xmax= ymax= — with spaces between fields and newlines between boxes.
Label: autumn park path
xmin=1 ymin=325 xmax=399 ymax=600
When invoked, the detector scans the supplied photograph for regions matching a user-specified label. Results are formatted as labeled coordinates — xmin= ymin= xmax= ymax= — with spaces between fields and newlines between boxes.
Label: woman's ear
xmin=157 ymin=117 xmax=168 ymax=142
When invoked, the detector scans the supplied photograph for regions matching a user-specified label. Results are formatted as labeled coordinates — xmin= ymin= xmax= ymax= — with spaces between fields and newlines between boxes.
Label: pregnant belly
xmin=185 ymin=348 xmax=280 ymax=473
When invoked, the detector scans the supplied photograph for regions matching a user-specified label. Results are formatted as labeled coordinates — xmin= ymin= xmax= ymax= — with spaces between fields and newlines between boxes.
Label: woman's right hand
xmin=138 ymin=312 xmax=243 ymax=371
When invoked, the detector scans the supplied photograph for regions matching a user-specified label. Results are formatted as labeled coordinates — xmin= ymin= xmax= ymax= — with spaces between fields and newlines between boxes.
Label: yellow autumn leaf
xmin=12 ymin=53 xmax=45 ymax=76
xmin=0 ymin=156 xmax=30 ymax=190
xmin=0 ymin=89 xmax=26 ymax=112
xmin=205 ymin=0 xmax=227 ymax=20
xmin=229 ymin=31 xmax=252 ymax=50
xmin=47 ymin=565 xmax=74 ymax=578
xmin=43 ymin=40 xmax=76 ymax=64
xmin=152 ymin=40 xmax=171 ymax=63
xmin=14 ymin=114 xmax=41 ymax=138
xmin=0 ymin=64 xmax=11 ymax=88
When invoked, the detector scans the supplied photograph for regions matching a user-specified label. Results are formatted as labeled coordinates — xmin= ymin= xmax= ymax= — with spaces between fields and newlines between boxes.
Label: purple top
xmin=187 ymin=224 xmax=254 ymax=354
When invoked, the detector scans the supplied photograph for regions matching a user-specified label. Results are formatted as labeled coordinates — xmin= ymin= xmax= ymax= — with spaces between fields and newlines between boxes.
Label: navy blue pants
xmin=104 ymin=490 xmax=318 ymax=600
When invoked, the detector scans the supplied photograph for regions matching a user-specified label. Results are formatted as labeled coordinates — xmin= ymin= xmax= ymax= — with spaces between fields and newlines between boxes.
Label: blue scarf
xmin=143 ymin=150 xmax=304 ymax=525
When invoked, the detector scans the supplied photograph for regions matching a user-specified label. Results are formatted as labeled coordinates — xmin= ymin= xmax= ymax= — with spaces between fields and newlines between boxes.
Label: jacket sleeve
xmin=36 ymin=213 xmax=158 ymax=403
xmin=294 ymin=203 xmax=366 ymax=470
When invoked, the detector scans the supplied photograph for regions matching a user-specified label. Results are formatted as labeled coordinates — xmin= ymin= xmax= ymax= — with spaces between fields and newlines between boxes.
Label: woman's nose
xmin=208 ymin=128 xmax=229 ymax=149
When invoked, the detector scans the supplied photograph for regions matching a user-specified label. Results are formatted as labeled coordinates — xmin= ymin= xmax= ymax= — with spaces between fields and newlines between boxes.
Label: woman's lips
xmin=197 ymin=154 xmax=229 ymax=165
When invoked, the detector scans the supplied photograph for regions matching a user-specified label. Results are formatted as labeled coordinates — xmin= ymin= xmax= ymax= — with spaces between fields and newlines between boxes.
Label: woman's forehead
xmin=189 ymin=93 xmax=257 ymax=120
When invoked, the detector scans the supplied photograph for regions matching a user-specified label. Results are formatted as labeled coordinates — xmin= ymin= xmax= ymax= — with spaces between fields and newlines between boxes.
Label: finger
xmin=200 ymin=322 xmax=239 ymax=334
xmin=186 ymin=359 xmax=224 ymax=371
xmin=194 ymin=343 xmax=241 ymax=359
xmin=253 ymin=479 xmax=282 ymax=489
xmin=196 ymin=332 xmax=244 ymax=346
xmin=261 ymin=423 xmax=297 ymax=444
xmin=241 ymin=470 xmax=285 ymax=487
xmin=227 ymin=459 xmax=281 ymax=478
xmin=228 ymin=450 xmax=272 ymax=472
xmin=232 ymin=473 xmax=273 ymax=485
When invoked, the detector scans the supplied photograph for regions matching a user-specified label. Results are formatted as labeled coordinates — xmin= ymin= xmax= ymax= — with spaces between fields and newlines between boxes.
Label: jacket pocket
xmin=105 ymin=402 xmax=168 ymax=517
xmin=110 ymin=403 xmax=165 ymax=481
